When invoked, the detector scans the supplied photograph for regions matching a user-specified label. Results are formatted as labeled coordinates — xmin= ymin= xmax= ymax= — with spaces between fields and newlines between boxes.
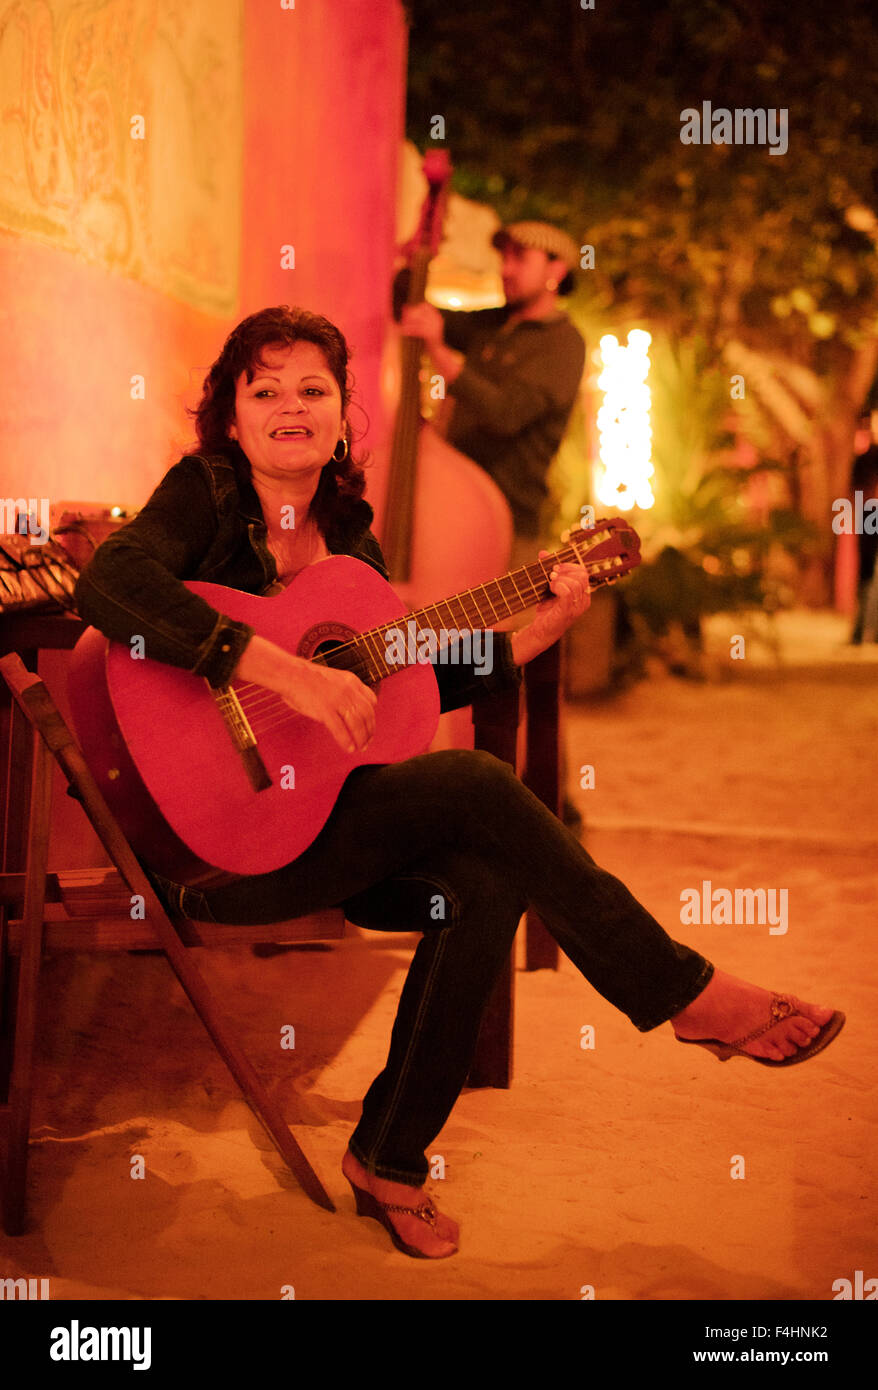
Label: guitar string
xmin=233 ymin=580 xmax=535 ymax=738
xmin=242 ymin=580 xmax=620 ymax=740
xmin=263 ymin=541 xmax=583 ymax=675
xmin=230 ymin=564 xmax=545 ymax=707
xmin=235 ymin=559 xmax=557 ymax=733
xmin=233 ymin=541 xmax=626 ymax=737
xmin=239 ymin=596 xmax=620 ymax=738
xmin=205 ymin=537 xmax=621 ymax=751
xmin=284 ymin=549 xmax=550 ymax=677
xmin=231 ymin=542 xmax=629 ymax=741
xmin=229 ymin=539 xmax=597 ymax=701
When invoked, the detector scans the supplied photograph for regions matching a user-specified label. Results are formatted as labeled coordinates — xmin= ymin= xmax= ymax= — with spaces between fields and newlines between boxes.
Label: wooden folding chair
xmin=0 ymin=652 xmax=345 ymax=1235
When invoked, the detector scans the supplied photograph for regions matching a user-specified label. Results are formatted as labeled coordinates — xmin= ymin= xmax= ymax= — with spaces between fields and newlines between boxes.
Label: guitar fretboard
xmin=315 ymin=527 xmax=632 ymax=685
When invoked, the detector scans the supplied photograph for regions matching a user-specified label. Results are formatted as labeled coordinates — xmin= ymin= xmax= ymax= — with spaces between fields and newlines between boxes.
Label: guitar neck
xmin=319 ymin=538 xmax=618 ymax=686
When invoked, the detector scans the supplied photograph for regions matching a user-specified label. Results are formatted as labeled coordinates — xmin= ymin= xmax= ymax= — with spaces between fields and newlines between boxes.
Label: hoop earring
xmin=332 ymin=437 xmax=349 ymax=463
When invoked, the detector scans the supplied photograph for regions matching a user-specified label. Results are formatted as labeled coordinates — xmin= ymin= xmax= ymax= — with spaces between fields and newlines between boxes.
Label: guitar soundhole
xmin=298 ymin=621 xmax=357 ymax=660
xmin=298 ymin=621 xmax=377 ymax=683
xmin=314 ymin=638 xmax=346 ymax=663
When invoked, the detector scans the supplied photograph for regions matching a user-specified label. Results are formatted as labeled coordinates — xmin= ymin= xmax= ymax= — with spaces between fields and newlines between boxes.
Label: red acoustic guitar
xmin=67 ymin=519 xmax=640 ymax=883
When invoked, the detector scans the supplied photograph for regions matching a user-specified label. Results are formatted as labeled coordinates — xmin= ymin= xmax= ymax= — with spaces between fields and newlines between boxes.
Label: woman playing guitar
xmin=72 ymin=305 xmax=844 ymax=1260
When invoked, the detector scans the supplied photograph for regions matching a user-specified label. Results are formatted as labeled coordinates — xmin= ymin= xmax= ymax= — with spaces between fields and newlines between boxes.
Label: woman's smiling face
xmin=229 ymin=340 xmax=345 ymax=483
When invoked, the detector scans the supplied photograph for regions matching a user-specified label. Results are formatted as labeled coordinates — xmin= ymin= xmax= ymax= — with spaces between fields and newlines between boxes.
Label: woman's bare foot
xmin=672 ymin=968 xmax=837 ymax=1062
xmin=342 ymin=1149 xmax=459 ymax=1257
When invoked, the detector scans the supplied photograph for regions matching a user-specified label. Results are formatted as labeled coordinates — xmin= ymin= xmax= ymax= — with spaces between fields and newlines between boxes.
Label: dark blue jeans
xmin=159 ymin=750 xmax=713 ymax=1186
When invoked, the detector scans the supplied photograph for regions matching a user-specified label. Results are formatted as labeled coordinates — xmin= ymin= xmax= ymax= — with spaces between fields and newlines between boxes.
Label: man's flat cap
xmin=491 ymin=221 xmax=580 ymax=270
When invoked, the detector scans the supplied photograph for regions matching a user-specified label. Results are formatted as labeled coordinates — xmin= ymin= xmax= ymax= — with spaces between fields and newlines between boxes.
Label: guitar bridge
xmin=211 ymin=684 xmax=272 ymax=792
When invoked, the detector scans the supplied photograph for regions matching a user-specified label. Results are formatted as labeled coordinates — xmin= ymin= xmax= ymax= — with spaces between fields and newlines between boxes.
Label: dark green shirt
xmin=442 ymin=306 xmax=586 ymax=536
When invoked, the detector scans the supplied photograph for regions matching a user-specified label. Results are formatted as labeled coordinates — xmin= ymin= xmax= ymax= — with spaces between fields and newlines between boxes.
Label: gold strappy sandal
xmin=346 ymin=1179 xmax=458 ymax=1258
xmin=676 ymin=994 xmax=845 ymax=1067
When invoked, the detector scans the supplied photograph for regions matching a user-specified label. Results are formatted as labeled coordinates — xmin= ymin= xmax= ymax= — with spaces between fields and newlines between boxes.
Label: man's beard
xmin=504 ymin=285 xmax=540 ymax=311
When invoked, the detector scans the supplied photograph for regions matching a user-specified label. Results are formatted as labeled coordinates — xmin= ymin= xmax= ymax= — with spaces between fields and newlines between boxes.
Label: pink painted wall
xmin=241 ymin=2 xmax=406 ymax=499
xmin=0 ymin=0 xmax=406 ymax=511
xmin=0 ymin=0 xmax=407 ymax=869
xmin=0 ymin=230 xmax=224 ymax=504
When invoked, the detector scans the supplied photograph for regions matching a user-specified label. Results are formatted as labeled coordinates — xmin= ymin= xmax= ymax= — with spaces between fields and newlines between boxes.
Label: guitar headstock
xmin=557 ymin=516 xmax=642 ymax=588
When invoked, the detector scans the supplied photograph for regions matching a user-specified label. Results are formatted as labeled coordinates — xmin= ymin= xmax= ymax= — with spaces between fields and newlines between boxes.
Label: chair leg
xmin=1 ymin=730 xmax=52 ymax=1235
xmin=43 ymin=702 xmax=336 ymax=1213
xmin=470 ymin=685 xmax=519 ymax=1088
xmin=1 ymin=663 xmax=335 ymax=1216
xmin=523 ymin=642 xmax=561 ymax=970
xmin=468 ymin=954 xmax=514 ymax=1088
xmin=0 ymin=946 xmax=20 ymax=1107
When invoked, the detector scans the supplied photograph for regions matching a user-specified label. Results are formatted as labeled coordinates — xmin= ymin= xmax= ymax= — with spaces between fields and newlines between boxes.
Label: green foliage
xmin=625 ymin=331 xmax=814 ymax=631
xmin=405 ymin=0 xmax=878 ymax=354
xmin=622 ymin=546 xmax=761 ymax=637
xmin=405 ymin=0 xmax=878 ymax=613
xmin=551 ymin=325 xmax=814 ymax=639
xmin=646 ymin=335 xmax=734 ymax=534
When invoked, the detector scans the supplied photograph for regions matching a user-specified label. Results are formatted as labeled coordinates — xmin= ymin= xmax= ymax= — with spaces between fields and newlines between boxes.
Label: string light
xmin=595 ymin=330 xmax=655 ymax=511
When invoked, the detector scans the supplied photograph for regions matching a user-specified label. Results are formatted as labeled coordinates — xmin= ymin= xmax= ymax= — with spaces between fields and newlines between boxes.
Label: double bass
xmin=377 ymin=148 xmax=513 ymax=609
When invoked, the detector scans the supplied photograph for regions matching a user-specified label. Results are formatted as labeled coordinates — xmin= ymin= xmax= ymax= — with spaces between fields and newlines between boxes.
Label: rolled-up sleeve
xmin=73 ymin=456 xmax=253 ymax=686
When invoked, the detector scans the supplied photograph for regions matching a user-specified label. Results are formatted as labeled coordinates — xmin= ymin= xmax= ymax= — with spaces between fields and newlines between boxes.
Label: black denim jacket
xmin=73 ymin=452 xmax=521 ymax=712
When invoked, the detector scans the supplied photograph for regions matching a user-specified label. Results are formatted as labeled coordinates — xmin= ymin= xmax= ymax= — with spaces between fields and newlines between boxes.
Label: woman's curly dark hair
xmin=191 ymin=305 xmax=371 ymax=550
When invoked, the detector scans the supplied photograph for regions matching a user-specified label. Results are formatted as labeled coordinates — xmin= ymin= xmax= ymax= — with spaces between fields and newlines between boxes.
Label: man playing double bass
xmin=398 ymin=220 xmax=586 ymax=569
xmin=398 ymin=220 xmax=586 ymax=829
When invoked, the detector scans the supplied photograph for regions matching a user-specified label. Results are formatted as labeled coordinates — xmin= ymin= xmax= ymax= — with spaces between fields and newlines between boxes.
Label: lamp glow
xmin=594 ymin=331 xmax=655 ymax=511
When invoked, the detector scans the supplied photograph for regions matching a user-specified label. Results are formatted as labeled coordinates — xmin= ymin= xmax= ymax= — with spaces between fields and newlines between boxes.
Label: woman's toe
xmin=790 ymin=997 xmax=834 ymax=1027
xmin=790 ymin=1019 xmax=818 ymax=1045
xmin=392 ymin=1213 xmax=456 ymax=1255
xmin=437 ymin=1212 xmax=459 ymax=1243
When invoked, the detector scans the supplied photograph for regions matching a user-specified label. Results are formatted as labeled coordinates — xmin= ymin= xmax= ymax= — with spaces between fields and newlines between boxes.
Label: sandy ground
xmin=1 ymin=610 xmax=876 ymax=1301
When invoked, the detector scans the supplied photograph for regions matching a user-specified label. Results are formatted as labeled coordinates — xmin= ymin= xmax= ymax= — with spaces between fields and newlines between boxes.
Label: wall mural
xmin=0 ymin=0 xmax=242 ymax=314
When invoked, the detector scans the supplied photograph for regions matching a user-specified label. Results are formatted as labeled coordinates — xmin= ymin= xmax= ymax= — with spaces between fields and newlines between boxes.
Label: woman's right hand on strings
xmin=234 ymin=635 xmax=377 ymax=753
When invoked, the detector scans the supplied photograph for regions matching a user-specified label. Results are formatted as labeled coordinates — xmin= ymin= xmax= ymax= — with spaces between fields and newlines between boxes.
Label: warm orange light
xmin=594 ymin=331 xmax=655 ymax=511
